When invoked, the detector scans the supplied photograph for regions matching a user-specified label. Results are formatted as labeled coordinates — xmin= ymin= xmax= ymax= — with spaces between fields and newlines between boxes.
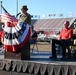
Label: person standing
xmin=30 ymin=26 xmax=38 ymax=44
xmin=19 ymin=5 xmax=31 ymax=26
xmin=18 ymin=5 xmax=31 ymax=60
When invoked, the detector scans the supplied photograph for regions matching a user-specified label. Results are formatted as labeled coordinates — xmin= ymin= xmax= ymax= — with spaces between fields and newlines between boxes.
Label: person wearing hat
xmin=18 ymin=5 xmax=31 ymax=60
xmin=19 ymin=5 xmax=31 ymax=25
xmin=49 ymin=21 xmax=73 ymax=60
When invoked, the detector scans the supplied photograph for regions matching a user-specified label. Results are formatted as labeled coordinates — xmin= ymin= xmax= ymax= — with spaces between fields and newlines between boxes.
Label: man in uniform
xmin=19 ymin=5 xmax=31 ymax=25
xmin=18 ymin=5 xmax=31 ymax=60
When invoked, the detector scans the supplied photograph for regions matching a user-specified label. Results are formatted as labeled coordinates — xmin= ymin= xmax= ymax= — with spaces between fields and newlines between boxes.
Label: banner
xmin=3 ymin=21 xmax=30 ymax=52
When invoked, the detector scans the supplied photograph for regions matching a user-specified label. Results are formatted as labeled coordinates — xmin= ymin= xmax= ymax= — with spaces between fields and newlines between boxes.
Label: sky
xmin=0 ymin=0 xmax=76 ymax=19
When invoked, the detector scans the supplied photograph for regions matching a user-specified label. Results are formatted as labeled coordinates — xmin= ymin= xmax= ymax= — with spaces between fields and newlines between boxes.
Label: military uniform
xmin=73 ymin=28 xmax=76 ymax=45
xmin=73 ymin=22 xmax=76 ymax=45
xmin=19 ymin=13 xmax=31 ymax=25
xmin=73 ymin=29 xmax=76 ymax=35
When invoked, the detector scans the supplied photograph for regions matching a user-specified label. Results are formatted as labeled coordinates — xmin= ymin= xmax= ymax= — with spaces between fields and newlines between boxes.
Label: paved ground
xmin=0 ymin=52 xmax=4 ymax=59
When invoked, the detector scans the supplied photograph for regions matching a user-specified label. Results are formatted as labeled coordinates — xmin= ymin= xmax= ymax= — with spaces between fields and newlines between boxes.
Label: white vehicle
xmin=50 ymin=34 xmax=59 ymax=39
xmin=37 ymin=33 xmax=47 ymax=41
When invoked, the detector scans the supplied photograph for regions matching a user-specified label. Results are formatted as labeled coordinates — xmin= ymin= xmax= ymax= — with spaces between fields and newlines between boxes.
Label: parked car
xmin=37 ymin=33 xmax=48 ymax=41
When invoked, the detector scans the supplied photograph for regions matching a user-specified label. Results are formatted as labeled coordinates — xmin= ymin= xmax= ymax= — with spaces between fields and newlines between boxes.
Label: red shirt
xmin=59 ymin=28 xmax=73 ymax=39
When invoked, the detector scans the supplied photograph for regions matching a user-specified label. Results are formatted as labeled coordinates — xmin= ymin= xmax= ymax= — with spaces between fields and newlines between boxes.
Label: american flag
xmin=0 ymin=4 xmax=18 ymax=23
xmin=0 ymin=5 xmax=30 ymax=53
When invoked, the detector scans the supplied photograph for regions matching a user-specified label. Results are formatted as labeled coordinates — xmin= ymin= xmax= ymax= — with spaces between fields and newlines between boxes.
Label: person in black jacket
xmin=30 ymin=26 xmax=38 ymax=44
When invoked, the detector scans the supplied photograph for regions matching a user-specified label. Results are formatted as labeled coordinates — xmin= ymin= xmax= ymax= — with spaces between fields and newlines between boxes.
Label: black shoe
xmin=49 ymin=56 xmax=57 ymax=59
xmin=60 ymin=57 xmax=66 ymax=60
xmin=73 ymin=56 xmax=76 ymax=59
xmin=67 ymin=57 xmax=71 ymax=59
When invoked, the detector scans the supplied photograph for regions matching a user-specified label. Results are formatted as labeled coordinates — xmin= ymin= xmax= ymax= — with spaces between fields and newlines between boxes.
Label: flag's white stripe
xmin=4 ymin=22 xmax=22 ymax=33
xmin=1 ymin=14 xmax=13 ymax=21
xmin=13 ymin=23 xmax=22 ymax=32
xmin=1 ymin=17 xmax=12 ymax=21
xmin=4 ymin=38 xmax=18 ymax=45
xmin=5 ymin=14 xmax=17 ymax=21
xmin=1 ymin=18 xmax=13 ymax=23
xmin=4 ymin=24 xmax=30 ymax=45
xmin=4 ymin=26 xmax=12 ymax=33
xmin=4 ymin=22 xmax=29 ymax=34
xmin=4 ymin=39 xmax=12 ymax=45
xmin=1 ymin=14 xmax=17 ymax=22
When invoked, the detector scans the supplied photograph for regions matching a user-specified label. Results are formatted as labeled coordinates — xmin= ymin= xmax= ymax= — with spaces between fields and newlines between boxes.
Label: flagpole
xmin=0 ymin=1 xmax=3 ymax=14
xmin=16 ymin=0 xmax=18 ymax=17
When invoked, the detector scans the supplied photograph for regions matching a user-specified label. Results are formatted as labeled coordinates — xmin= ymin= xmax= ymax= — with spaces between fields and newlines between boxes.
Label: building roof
xmin=31 ymin=18 xmax=75 ymax=31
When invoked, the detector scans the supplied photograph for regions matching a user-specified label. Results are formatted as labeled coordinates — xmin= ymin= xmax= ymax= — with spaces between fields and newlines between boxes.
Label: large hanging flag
xmin=0 ymin=5 xmax=30 ymax=52
xmin=3 ymin=21 xmax=30 ymax=52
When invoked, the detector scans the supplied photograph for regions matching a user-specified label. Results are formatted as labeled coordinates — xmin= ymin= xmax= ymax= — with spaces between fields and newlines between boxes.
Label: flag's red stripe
xmin=1 ymin=18 xmax=13 ymax=22
xmin=4 ymin=29 xmax=30 ymax=52
xmin=1 ymin=14 xmax=18 ymax=22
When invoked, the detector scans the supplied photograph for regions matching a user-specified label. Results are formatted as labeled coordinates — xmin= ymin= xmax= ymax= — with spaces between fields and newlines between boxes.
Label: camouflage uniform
xmin=73 ymin=29 xmax=76 ymax=45
xmin=73 ymin=22 xmax=76 ymax=45
xmin=19 ymin=13 xmax=31 ymax=25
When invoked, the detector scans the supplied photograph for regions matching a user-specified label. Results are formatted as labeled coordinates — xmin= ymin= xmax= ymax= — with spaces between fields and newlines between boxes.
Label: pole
xmin=0 ymin=1 xmax=3 ymax=14
xmin=16 ymin=0 xmax=18 ymax=16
